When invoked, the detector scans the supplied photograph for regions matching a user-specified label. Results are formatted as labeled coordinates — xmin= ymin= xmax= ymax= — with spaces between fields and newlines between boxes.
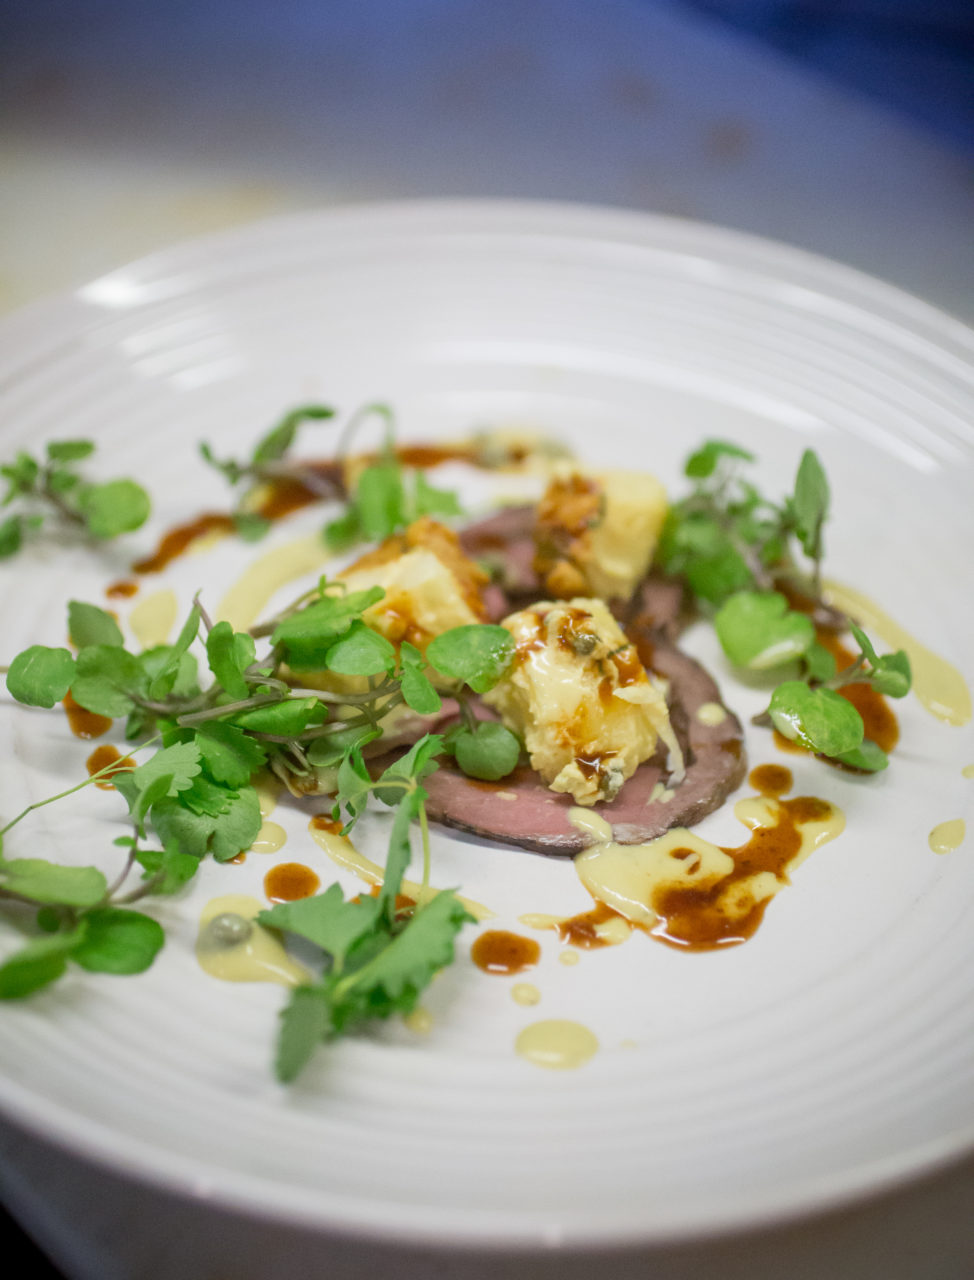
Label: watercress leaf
xmin=70 ymin=644 xmax=144 ymax=717
xmin=325 ymin=621 xmax=397 ymax=676
xmin=399 ymin=662 xmax=441 ymax=715
xmin=147 ymin=605 xmax=201 ymax=700
xmin=412 ymin=471 xmax=463 ymax=519
xmin=792 ymin=449 xmax=830 ymax=561
xmin=259 ymin=883 xmax=381 ymax=965
xmin=306 ymin=725 xmax=381 ymax=768
xmin=684 ymin=440 xmax=754 ymax=480
xmin=453 ymin=721 xmax=520 ymax=781
xmin=323 ymin=508 xmax=362 ymax=552
xmin=139 ymin=646 xmax=199 ymax=700
xmin=5 ymin=645 xmax=76 ymax=707
xmin=0 ymin=513 xmax=24 ymax=557
xmin=275 ymin=984 xmax=333 ymax=1083
xmin=374 ymin=734 xmax=445 ymax=805
xmin=77 ymin=478 xmax=151 ymax=538
xmin=0 ymin=927 xmax=86 ymax=999
xmin=869 ymin=650 xmax=912 ymax=699
xmin=803 ymin=641 xmax=838 ymax=684
xmin=72 ymin=907 xmax=164 ymax=974
xmin=833 ymin=740 xmax=890 ymax=773
xmin=426 ymin=624 xmax=514 ymax=694
xmin=849 ymin=623 xmax=879 ymax=666
xmin=715 ymin=592 xmax=815 ymax=669
xmin=134 ymin=843 xmax=201 ymax=894
xmin=1 ymin=452 xmax=39 ymax=500
xmin=271 ymin=588 xmax=384 ymax=668
xmin=685 ymin=547 xmax=753 ymax=605
xmin=0 ymin=858 xmax=107 ymax=907
xmin=354 ymin=461 xmax=406 ymax=541
xmin=251 ymin=403 xmax=335 ymax=466
xmin=768 ymin=681 xmax=864 ymax=757
xmin=67 ymin=600 xmax=125 ymax=649
xmin=230 ymin=696 xmax=327 ymax=736
xmin=335 ymin=748 xmax=373 ymax=828
xmin=193 ymin=721 xmax=268 ymax=787
xmin=46 ymin=439 xmax=95 ymax=464
xmin=376 ymin=788 xmax=423 ymax=920
xmin=205 ymin=620 xmax=256 ymax=701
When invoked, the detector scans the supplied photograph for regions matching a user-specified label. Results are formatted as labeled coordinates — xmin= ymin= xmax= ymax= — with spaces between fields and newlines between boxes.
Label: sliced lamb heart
xmin=419 ymin=642 xmax=746 ymax=856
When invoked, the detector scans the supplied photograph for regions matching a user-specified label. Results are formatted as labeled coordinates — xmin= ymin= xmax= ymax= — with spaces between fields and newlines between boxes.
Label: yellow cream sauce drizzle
xmin=217 ymin=534 xmax=333 ymax=633
xmin=196 ymin=894 xmax=309 ymax=986
xmin=515 ymin=1019 xmax=599 ymax=1070
xmin=128 ymin=589 xmax=178 ymax=649
xmin=554 ymin=792 xmax=845 ymax=947
xmin=306 ymin=819 xmax=494 ymax=921
xmin=823 ymin=579 xmax=971 ymax=726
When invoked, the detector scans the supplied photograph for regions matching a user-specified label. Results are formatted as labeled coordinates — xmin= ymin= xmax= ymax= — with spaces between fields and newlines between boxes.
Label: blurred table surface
xmin=1 ymin=2 xmax=973 ymax=1277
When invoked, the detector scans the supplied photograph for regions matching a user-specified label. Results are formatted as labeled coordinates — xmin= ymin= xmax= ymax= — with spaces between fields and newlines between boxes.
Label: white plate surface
xmin=0 ymin=200 xmax=972 ymax=1248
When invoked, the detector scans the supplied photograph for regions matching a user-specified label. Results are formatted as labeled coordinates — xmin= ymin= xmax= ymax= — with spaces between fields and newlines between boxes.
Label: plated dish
xmin=0 ymin=201 xmax=972 ymax=1246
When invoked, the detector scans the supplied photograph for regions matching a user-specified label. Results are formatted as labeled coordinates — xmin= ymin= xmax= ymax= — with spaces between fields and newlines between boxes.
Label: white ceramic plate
xmin=0 ymin=201 xmax=972 ymax=1248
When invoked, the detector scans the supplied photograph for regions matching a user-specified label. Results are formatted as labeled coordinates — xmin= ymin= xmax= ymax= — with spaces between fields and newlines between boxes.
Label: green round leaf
xmin=78 ymin=478 xmax=151 ymax=539
xmin=833 ymin=740 xmax=889 ymax=773
xmin=72 ymin=907 xmax=165 ymax=974
xmin=426 ymin=625 xmax=514 ymax=694
xmin=325 ymin=622 xmax=397 ymax=676
xmin=715 ymin=592 xmax=814 ymax=670
xmin=453 ymin=721 xmax=521 ymax=781
xmin=6 ymin=645 xmax=76 ymax=707
xmin=769 ymin=681 xmax=864 ymax=757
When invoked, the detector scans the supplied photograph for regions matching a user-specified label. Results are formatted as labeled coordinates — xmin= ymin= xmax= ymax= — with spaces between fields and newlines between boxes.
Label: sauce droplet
xmin=962 ymin=764 xmax=974 ymax=780
xmin=515 ymin=1019 xmax=599 ymax=1070
xmin=511 ymin=983 xmax=541 ymax=1006
xmin=105 ymin=579 xmax=139 ymax=600
xmin=63 ymin=691 xmax=112 ymax=740
xmin=250 ymin=820 xmax=287 ymax=854
xmin=86 ymin=744 xmax=136 ymax=789
xmin=929 ymin=819 xmax=965 ymax=855
xmin=263 ymin=862 xmax=321 ymax=903
xmin=470 ymin=930 xmax=540 ymax=975
xmin=748 ymin=763 xmax=793 ymax=797
xmin=195 ymin=894 xmax=308 ymax=985
xmin=404 ymin=1007 xmax=434 ymax=1034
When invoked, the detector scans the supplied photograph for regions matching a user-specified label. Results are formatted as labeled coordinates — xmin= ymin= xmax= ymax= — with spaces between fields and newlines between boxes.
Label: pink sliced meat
xmin=420 ymin=642 xmax=746 ymax=856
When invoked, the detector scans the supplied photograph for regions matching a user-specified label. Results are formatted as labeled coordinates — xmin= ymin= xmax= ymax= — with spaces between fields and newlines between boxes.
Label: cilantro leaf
xmin=275 ymin=985 xmax=333 ymax=1083
xmin=193 ymin=721 xmax=268 ymax=787
xmin=259 ymin=884 xmax=381 ymax=966
xmin=206 ymin=621 xmax=257 ymax=700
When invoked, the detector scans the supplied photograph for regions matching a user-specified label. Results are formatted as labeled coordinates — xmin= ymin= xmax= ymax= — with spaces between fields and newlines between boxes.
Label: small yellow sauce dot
xmin=515 ymin=1019 xmax=599 ymax=1070
xmin=250 ymin=820 xmax=287 ymax=854
xmin=559 ymin=948 xmax=581 ymax=966
xmin=511 ymin=983 xmax=541 ymax=1007
xmin=929 ymin=819 xmax=965 ymax=855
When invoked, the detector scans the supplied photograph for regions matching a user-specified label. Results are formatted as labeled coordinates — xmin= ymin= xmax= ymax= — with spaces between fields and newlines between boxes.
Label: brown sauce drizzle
xmin=471 ymin=929 xmax=541 ymax=975
xmin=555 ymin=902 xmax=622 ymax=950
xmin=105 ymin=579 xmax=139 ymax=600
xmin=132 ymin=512 xmax=236 ymax=575
xmin=651 ymin=795 xmax=834 ymax=951
xmin=563 ymin=769 xmax=839 ymax=952
xmin=63 ymin=691 xmax=112 ymax=740
xmin=309 ymin=813 xmax=344 ymax=836
xmin=263 ymin=862 xmax=321 ymax=903
xmin=85 ymin=744 xmax=136 ymax=789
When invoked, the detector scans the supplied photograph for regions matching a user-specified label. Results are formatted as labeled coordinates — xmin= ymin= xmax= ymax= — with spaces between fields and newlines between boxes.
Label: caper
xmin=206 ymin=912 xmax=253 ymax=947
xmin=569 ymin=631 xmax=599 ymax=656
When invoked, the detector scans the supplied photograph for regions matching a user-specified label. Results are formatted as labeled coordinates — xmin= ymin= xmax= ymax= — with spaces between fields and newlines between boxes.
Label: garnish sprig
xmin=0 ymin=440 xmax=151 ymax=558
